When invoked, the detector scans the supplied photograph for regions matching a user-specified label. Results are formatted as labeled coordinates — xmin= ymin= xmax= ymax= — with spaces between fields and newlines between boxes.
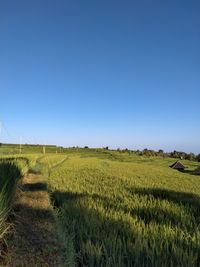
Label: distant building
xmin=170 ymin=161 xmax=186 ymax=171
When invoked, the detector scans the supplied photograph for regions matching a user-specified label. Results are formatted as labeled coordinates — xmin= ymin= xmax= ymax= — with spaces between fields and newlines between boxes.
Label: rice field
xmin=0 ymin=150 xmax=199 ymax=266
xmin=47 ymin=153 xmax=200 ymax=267
xmin=0 ymin=157 xmax=28 ymax=243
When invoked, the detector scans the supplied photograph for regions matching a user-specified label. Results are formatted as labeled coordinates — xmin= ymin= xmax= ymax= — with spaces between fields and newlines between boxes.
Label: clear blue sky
xmin=0 ymin=0 xmax=199 ymax=153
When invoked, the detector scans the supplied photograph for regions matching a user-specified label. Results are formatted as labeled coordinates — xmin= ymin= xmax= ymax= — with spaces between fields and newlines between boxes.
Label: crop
xmin=0 ymin=158 xmax=26 ymax=242
xmin=48 ymin=154 xmax=200 ymax=267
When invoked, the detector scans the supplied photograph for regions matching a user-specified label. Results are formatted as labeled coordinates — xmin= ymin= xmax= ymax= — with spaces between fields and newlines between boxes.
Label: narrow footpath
xmin=6 ymin=173 xmax=65 ymax=267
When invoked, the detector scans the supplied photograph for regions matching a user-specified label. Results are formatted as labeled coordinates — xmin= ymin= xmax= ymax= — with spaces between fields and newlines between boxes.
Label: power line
xmin=0 ymin=120 xmax=55 ymax=154
xmin=1 ymin=120 xmax=36 ymax=145
xmin=1 ymin=121 xmax=15 ymax=141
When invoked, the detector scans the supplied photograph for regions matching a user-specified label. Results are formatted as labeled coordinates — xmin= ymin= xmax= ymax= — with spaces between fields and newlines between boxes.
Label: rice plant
xmin=0 ymin=159 xmax=26 ymax=244
xmin=48 ymin=155 xmax=200 ymax=267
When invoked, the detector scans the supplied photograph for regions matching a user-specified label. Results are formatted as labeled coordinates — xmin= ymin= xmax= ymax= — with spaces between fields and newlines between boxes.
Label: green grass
xmin=47 ymin=153 xmax=200 ymax=267
xmin=0 ymin=143 xmax=58 ymax=154
xmin=0 ymin=157 xmax=27 ymax=243
xmin=0 ymin=149 xmax=199 ymax=266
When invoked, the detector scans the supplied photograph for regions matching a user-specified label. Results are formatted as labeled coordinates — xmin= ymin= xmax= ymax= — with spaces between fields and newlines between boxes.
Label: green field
xmin=0 ymin=157 xmax=27 ymax=242
xmin=0 ymin=148 xmax=200 ymax=266
xmin=46 ymin=151 xmax=200 ymax=266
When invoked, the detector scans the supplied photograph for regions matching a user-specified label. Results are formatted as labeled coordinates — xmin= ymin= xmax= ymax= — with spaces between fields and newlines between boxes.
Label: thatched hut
xmin=170 ymin=161 xmax=186 ymax=171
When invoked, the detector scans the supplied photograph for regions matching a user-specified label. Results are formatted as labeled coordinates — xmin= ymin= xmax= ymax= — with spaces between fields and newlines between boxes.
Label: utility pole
xmin=20 ymin=136 xmax=22 ymax=154
xmin=43 ymin=144 xmax=46 ymax=154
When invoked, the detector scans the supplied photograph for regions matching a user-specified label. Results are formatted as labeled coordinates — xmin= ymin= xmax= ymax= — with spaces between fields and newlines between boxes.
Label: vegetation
xmin=1 ymin=143 xmax=200 ymax=161
xmin=6 ymin=169 xmax=65 ymax=266
xmin=47 ymin=152 xmax=200 ymax=267
xmin=0 ymin=157 xmax=27 ymax=244
xmin=0 ymin=147 xmax=200 ymax=266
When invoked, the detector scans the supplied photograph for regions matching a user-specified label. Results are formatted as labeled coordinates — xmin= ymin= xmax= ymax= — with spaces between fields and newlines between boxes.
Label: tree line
xmin=116 ymin=148 xmax=200 ymax=162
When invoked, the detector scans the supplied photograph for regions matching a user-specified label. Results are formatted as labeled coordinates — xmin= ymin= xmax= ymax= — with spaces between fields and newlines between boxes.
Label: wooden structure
xmin=170 ymin=161 xmax=185 ymax=171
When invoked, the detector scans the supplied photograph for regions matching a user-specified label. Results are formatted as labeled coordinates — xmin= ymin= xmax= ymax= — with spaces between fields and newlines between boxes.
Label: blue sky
xmin=0 ymin=0 xmax=199 ymax=153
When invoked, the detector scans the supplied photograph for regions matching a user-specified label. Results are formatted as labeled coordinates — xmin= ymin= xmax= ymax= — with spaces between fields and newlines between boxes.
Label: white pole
xmin=43 ymin=145 xmax=46 ymax=154
xmin=43 ymin=140 xmax=46 ymax=154
xmin=20 ymin=136 xmax=22 ymax=154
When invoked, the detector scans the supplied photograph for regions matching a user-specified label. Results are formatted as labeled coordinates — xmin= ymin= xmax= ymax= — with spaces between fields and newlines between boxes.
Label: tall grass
xmin=48 ymin=155 xmax=200 ymax=267
xmin=0 ymin=158 xmax=27 ymax=242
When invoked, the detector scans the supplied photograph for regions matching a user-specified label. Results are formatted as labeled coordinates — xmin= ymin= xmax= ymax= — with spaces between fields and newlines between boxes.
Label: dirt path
xmin=6 ymin=174 xmax=65 ymax=267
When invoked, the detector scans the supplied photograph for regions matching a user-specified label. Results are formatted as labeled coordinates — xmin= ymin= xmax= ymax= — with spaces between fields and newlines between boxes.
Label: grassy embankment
xmin=0 ymin=154 xmax=67 ymax=266
xmin=0 ymin=157 xmax=29 ymax=263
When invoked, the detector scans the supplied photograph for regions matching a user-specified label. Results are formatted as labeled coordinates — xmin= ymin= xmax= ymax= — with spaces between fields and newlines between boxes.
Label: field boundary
xmin=6 ymin=173 xmax=66 ymax=267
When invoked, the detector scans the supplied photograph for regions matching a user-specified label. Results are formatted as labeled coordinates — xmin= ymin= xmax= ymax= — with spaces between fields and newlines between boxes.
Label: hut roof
xmin=170 ymin=161 xmax=185 ymax=170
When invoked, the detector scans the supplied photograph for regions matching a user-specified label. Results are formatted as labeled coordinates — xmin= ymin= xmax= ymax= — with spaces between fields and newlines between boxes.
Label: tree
xmin=186 ymin=153 xmax=195 ymax=161
xmin=196 ymin=154 xmax=200 ymax=162
xmin=142 ymin=149 xmax=152 ymax=157
xmin=170 ymin=150 xmax=179 ymax=158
